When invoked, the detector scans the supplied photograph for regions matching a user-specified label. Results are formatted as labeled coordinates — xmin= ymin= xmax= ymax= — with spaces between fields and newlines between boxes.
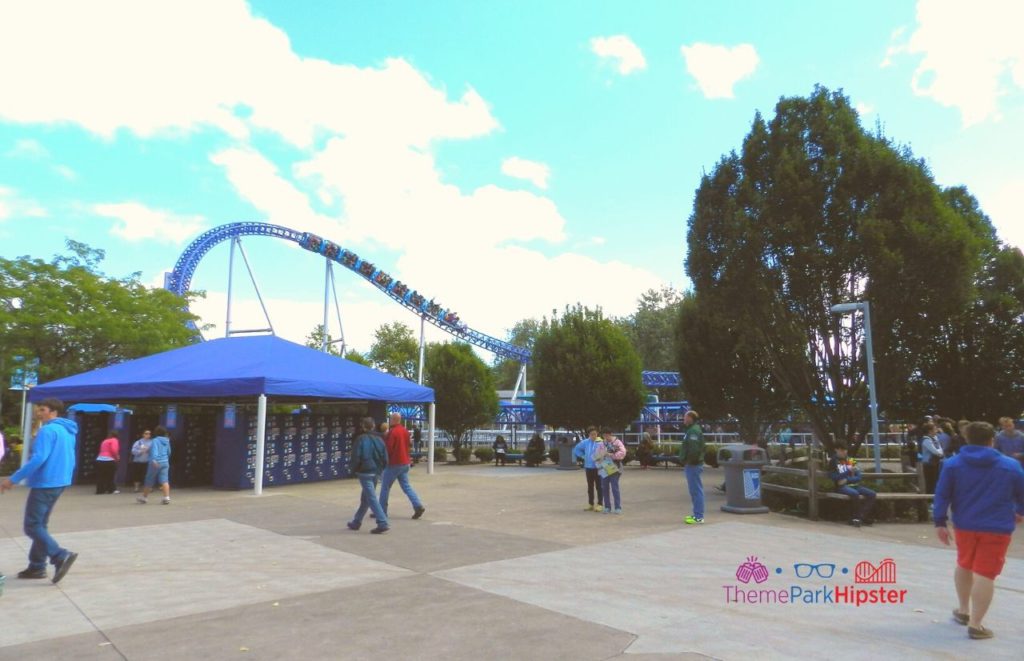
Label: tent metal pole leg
xmin=255 ymin=394 xmax=267 ymax=496
xmin=417 ymin=315 xmax=426 ymax=385
xmin=427 ymin=402 xmax=436 ymax=475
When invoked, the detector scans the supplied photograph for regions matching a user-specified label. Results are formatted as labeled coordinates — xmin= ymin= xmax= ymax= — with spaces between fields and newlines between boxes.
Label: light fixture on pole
xmin=830 ymin=301 xmax=881 ymax=473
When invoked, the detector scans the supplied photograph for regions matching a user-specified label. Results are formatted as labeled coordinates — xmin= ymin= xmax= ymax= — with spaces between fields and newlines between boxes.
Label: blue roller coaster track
xmin=167 ymin=222 xmax=681 ymax=387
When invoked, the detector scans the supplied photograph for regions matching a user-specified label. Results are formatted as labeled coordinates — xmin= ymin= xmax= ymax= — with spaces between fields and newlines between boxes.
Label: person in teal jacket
xmin=347 ymin=417 xmax=390 ymax=534
xmin=680 ymin=410 xmax=706 ymax=525
xmin=573 ymin=427 xmax=603 ymax=511
xmin=1 ymin=398 xmax=79 ymax=584
xmin=137 ymin=426 xmax=172 ymax=505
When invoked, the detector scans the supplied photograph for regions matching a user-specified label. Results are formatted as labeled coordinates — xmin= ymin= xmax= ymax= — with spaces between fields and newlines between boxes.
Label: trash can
xmin=557 ymin=436 xmax=578 ymax=470
xmin=718 ymin=444 xmax=769 ymax=514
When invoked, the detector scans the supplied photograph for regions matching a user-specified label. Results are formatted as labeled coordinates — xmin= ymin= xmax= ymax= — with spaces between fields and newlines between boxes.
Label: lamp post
xmin=830 ymin=301 xmax=881 ymax=473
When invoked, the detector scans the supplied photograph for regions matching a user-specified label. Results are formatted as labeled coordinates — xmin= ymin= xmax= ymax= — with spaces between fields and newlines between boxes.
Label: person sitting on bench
xmin=493 ymin=436 xmax=508 ymax=466
xmin=829 ymin=442 xmax=876 ymax=527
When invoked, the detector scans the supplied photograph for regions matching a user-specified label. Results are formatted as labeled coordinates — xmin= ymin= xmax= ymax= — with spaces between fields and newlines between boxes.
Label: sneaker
xmin=584 ymin=504 xmax=595 ymax=511
xmin=17 ymin=567 xmax=47 ymax=579
xmin=52 ymin=552 xmax=78 ymax=584
xmin=613 ymin=508 xmax=622 ymax=515
xmin=346 ymin=521 xmax=361 ymax=531
xmin=136 ymin=496 xmax=147 ymax=504
xmin=952 ymin=610 xmax=969 ymax=626
xmin=850 ymin=518 xmax=862 ymax=528
xmin=370 ymin=526 xmax=390 ymax=534
xmin=968 ymin=626 xmax=994 ymax=640
xmin=161 ymin=497 xmax=171 ymax=505
xmin=412 ymin=506 xmax=425 ymax=520
xmin=684 ymin=516 xmax=704 ymax=525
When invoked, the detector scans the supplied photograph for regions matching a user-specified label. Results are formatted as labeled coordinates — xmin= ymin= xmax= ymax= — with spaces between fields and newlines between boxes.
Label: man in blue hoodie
xmin=934 ymin=421 xmax=1024 ymax=640
xmin=572 ymin=427 xmax=603 ymax=511
xmin=0 ymin=398 xmax=79 ymax=584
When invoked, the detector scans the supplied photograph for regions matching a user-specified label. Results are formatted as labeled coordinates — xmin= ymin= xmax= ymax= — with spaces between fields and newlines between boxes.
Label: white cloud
xmin=53 ymin=165 xmax=78 ymax=181
xmin=590 ymin=35 xmax=647 ymax=75
xmin=0 ymin=1 xmax=499 ymax=147
xmin=92 ymin=202 xmax=206 ymax=243
xmin=6 ymin=138 xmax=49 ymax=159
xmin=0 ymin=186 xmax=47 ymax=220
xmin=978 ymin=178 xmax=1024 ymax=250
xmin=855 ymin=101 xmax=875 ymax=117
xmin=886 ymin=0 xmax=1024 ymax=125
xmin=501 ymin=156 xmax=550 ymax=189
xmin=680 ymin=43 xmax=759 ymax=99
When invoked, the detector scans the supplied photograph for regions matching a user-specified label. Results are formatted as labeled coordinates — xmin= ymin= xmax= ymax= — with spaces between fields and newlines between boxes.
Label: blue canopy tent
xmin=30 ymin=336 xmax=437 ymax=492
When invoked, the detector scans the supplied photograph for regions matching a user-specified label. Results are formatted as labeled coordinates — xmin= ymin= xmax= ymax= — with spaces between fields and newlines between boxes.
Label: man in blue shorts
xmin=137 ymin=425 xmax=172 ymax=505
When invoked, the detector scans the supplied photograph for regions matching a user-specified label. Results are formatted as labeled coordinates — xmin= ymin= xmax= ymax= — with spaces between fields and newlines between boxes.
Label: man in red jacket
xmin=380 ymin=413 xmax=426 ymax=519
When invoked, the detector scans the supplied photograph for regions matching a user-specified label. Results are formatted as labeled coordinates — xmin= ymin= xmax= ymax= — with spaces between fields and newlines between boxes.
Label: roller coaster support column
xmin=417 ymin=315 xmax=426 ymax=385
xmin=510 ymin=362 xmax=527 ymax=403
xmin=427 ymin=402 xmax=436 ymax=475
xmin=321 ymin=259 xmax=331 ymax=352
xmin=254 ymin=393 xmax=267 ymax=496
xmin=225 ymin=237 xmax=237 ymax=337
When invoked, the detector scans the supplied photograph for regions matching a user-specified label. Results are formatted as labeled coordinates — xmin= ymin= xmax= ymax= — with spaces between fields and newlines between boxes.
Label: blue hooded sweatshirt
xmin=573 ymin=438 xmax=602 ymax=469
xmin=933 ymin=445 xmax=1024 ymax=535
xmin=10 ymin=417 xmax=78 ymax=488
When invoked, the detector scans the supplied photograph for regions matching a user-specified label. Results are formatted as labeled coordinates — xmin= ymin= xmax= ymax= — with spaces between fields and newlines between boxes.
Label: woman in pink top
xmin=594 ymin=430 xmax=627 ymax=514
xmin=95 ymin=430 xmax=121 ymax=494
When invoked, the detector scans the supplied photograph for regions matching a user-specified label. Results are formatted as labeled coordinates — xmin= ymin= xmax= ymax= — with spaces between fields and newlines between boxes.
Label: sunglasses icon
xmin=793 ymin=563 xmax=836 ymax=579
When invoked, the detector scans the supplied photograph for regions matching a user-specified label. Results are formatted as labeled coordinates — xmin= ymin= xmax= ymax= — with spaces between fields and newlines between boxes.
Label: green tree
xmin=490 ymin=317 xmax=541 ymax=389
xmin=304 ymin=324 xmax=343 ymax=356
xmin=675 ymin=291 xmax=790 ymax=442
xmin=911 ymin=188 xmax=1024 ymax=419
xmin=686 ymin=86 xmax=982 ymax=448
xmin=367 ymin=322 xmax=419 ymax=380
xmin=0 ymin=241 xmax=200 ymax=423
xmin=616 ymin=286 xmax=683 ymax=371
xmin=425 ymin=343 xmax=499 ymax=462
xmin=532 ymin=305 xmax=644 ymax=432
xmin=343 ymin=349 xmax=372 ymax=366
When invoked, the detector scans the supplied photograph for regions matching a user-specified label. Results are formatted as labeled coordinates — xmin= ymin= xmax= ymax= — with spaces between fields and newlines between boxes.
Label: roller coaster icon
xmin=165 ymin=221 xmax=681 ymax=388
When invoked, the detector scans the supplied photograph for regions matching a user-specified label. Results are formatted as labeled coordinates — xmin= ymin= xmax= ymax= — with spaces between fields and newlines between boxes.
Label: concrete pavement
xmin=1 ymin=463 xmax=1021 ymax=660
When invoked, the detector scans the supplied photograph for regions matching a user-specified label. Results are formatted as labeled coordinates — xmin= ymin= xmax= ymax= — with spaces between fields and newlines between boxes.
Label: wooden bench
xmin=650 ymin=454 xmax=681 ymax=468
xmin=761 ymin=462 xmax=933 ymax=522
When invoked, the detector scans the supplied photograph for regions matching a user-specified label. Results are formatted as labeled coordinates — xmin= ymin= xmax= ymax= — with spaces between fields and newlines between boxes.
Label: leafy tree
xmin=304 ymin=324 xmax=343 ymax=356
xmin=616 ymin=286 xmax=683 ymax=371
xmin=675 ymin=291 xmax=790 ymax=442
xmin=686 ymin=86 xmax=982 ymax=448
xmin=343 ymin=349 xmax=372 ymax=366
xmin=424 ymin=343 xmax=498 ymax=462
xmin=491 ymin=317 xmax=541 ymax=389
xmin=532 ymin=305 xmax=645 ymax=432
xmin=910 ymin=188 xmax=1024 ymax=419
xmin=0 ymin=241 xmax=200 ymax=424
xmin=367 ymin=322 xmax=419 ymax=381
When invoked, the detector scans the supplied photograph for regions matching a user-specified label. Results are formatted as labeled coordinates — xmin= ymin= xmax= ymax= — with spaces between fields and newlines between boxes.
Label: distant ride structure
xmin=166 ymin=222 xmax=681 ymax=389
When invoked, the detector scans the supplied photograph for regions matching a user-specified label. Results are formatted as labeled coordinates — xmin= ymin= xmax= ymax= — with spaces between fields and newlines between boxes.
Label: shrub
xmin=455 ymin=446 xmax=473 ymax=464
xmin=524 ymin=445 xmax=547 ymax=467
xmin=548 ymin=448 xmax=560 ymax=463
xmin=623 ymin=448 xmax=636 ymax=466
xmin=474 ymin=447 xmax=495 ymax=463
xmin=433 ymin=446 xmax=448 ymax=464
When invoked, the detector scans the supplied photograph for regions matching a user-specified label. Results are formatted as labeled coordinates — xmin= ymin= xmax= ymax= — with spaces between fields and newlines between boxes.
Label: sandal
xmin=968 ymin=626 xmax=994 ymax=639
xmin=952 ymin=610 xmax=969 ymax=625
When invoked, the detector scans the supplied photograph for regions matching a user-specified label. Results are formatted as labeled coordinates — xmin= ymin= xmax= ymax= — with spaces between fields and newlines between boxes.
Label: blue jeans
xmin=352 ymin=473 xmax=388 ymax=527
xmin=380 ymin=465 xmax=423 ymax=514
xmin=24 ymin=487 xmax=69 ymax=570
xmin=602 ymin=472 xmax=621 ymax=510
xmin=685 ymin=464 xmax=704 ymax=518
xmin=836 ymin=485 xmax=876 ymax=519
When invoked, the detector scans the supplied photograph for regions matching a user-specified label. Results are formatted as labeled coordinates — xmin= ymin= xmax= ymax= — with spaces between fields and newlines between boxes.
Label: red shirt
xmin=384 ymin=424 xmax=411 ymax=466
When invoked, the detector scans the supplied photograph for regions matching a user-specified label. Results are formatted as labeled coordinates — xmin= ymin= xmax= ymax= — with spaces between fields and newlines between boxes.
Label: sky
xmin=1 ymin=0 xmax=1021 ymax=360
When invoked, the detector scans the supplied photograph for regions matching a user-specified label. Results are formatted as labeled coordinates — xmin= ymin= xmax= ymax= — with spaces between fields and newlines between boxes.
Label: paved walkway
xmin=1 ymin=464 xmax=1021 ymax=660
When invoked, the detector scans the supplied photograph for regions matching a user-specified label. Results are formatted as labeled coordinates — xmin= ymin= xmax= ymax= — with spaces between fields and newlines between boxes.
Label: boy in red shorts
xmin=934 ymin=421 xmax=1024 ymax=640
